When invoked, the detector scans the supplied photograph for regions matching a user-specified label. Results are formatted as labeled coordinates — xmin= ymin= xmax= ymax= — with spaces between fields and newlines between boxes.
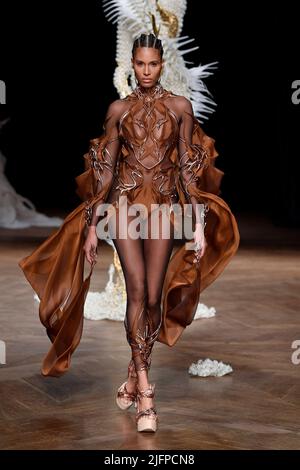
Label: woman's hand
xmin=83 ymin=226 xmax=98 ymax=265
xmin=193 ymin=222 xmax=207 ymax=263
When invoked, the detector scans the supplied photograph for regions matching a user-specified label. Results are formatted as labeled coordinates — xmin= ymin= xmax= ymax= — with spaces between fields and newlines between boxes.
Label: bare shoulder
xmin=167 ymin=93 xmax=193 ymax=121
xmin=106 ymin=98 xmax=128 ymax=117
xmin=174 ymin=95 xmax=193 ymax=112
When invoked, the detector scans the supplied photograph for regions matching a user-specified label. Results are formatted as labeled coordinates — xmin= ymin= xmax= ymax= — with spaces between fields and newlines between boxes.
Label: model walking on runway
xmin=19 ymin=33 xmax=240 ymax=433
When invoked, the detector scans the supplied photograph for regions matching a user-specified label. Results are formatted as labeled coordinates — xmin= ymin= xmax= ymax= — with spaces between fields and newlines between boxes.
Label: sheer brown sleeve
xmin=177 ymin=97 xmax=210 ymax=228
xmin=86 ymin=100 xmax=122 ymax=227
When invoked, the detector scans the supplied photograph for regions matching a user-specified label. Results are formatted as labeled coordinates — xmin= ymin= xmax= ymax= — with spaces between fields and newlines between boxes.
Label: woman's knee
xmin=147 ymin=293 xmax=162 ymax=311
xmin=126 ymin=278 xmax=147 ymax=304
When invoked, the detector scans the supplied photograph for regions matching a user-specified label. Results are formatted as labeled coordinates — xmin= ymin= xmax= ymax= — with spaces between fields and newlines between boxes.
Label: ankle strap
xmin=136 ymin=383 xmax=155 ymax=399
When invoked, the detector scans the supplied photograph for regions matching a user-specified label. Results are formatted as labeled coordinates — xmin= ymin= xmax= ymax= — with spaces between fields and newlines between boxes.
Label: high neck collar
xmin=133 ymin=82 xmax=164 ymax=101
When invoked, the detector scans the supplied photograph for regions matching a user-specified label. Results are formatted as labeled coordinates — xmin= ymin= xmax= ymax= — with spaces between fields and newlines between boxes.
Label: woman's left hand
xmin=193 ymin=222 xmax=207 ymax=263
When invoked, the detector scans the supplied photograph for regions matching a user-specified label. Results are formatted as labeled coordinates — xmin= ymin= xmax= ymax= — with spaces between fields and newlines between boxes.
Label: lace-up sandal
xmin=135 ymin=383 xmax=158 ymax=432
xmin=116 ymin=359 xmax=138 ymax=410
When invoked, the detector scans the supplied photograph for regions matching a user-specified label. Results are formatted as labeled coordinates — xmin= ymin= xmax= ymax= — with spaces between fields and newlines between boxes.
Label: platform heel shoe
xmin=116 ymin=359 xmax=138 ymax=410
xmin=135 ymin=383 xmax=158 ymax=432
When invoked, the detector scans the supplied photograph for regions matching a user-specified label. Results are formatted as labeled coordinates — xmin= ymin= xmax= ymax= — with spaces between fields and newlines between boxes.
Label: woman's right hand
xmin=193 ymin=222 xmax=207 ymax=264
xmin=83 ymin=226 xmax=98 ymax=265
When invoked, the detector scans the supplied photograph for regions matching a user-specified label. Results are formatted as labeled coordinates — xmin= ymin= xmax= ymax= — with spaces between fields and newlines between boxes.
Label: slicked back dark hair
xmin=132 ymin=33 xmax=164 ymax=59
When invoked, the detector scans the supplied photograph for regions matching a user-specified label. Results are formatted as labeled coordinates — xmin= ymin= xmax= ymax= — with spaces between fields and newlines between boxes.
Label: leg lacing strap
xmin=117 ymin=382 xmax=137 ymax=402
xmin=135 ymin=384 xmax=158 ymax=422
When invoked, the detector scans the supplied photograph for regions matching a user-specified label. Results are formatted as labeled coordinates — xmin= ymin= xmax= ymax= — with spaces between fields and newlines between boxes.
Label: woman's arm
xmin=177 ymin=97 xmax=210 ymax=230
xmin=87 ymin=100 xmax=123 ymax=228
xmin=83 ymin=100 xmax=123 ymax=264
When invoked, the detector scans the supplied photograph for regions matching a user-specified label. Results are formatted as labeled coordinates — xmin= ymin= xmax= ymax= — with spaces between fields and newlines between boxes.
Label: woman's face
xmin=131 ymin=47 xmax=163 ymax=87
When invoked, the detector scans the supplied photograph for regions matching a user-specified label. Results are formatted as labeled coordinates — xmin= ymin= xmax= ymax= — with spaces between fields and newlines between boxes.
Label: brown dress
xmin=19 ymin=83 xmax=240 ymax=377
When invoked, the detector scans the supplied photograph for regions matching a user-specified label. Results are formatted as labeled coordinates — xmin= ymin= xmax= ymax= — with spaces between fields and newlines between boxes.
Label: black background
xmin=0 ymin=1 xmax=299 ymax=225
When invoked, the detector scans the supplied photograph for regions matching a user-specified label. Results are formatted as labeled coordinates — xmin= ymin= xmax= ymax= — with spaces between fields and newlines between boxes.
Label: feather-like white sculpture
xmin=102 ymin=0 xmax=218 ymax=122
